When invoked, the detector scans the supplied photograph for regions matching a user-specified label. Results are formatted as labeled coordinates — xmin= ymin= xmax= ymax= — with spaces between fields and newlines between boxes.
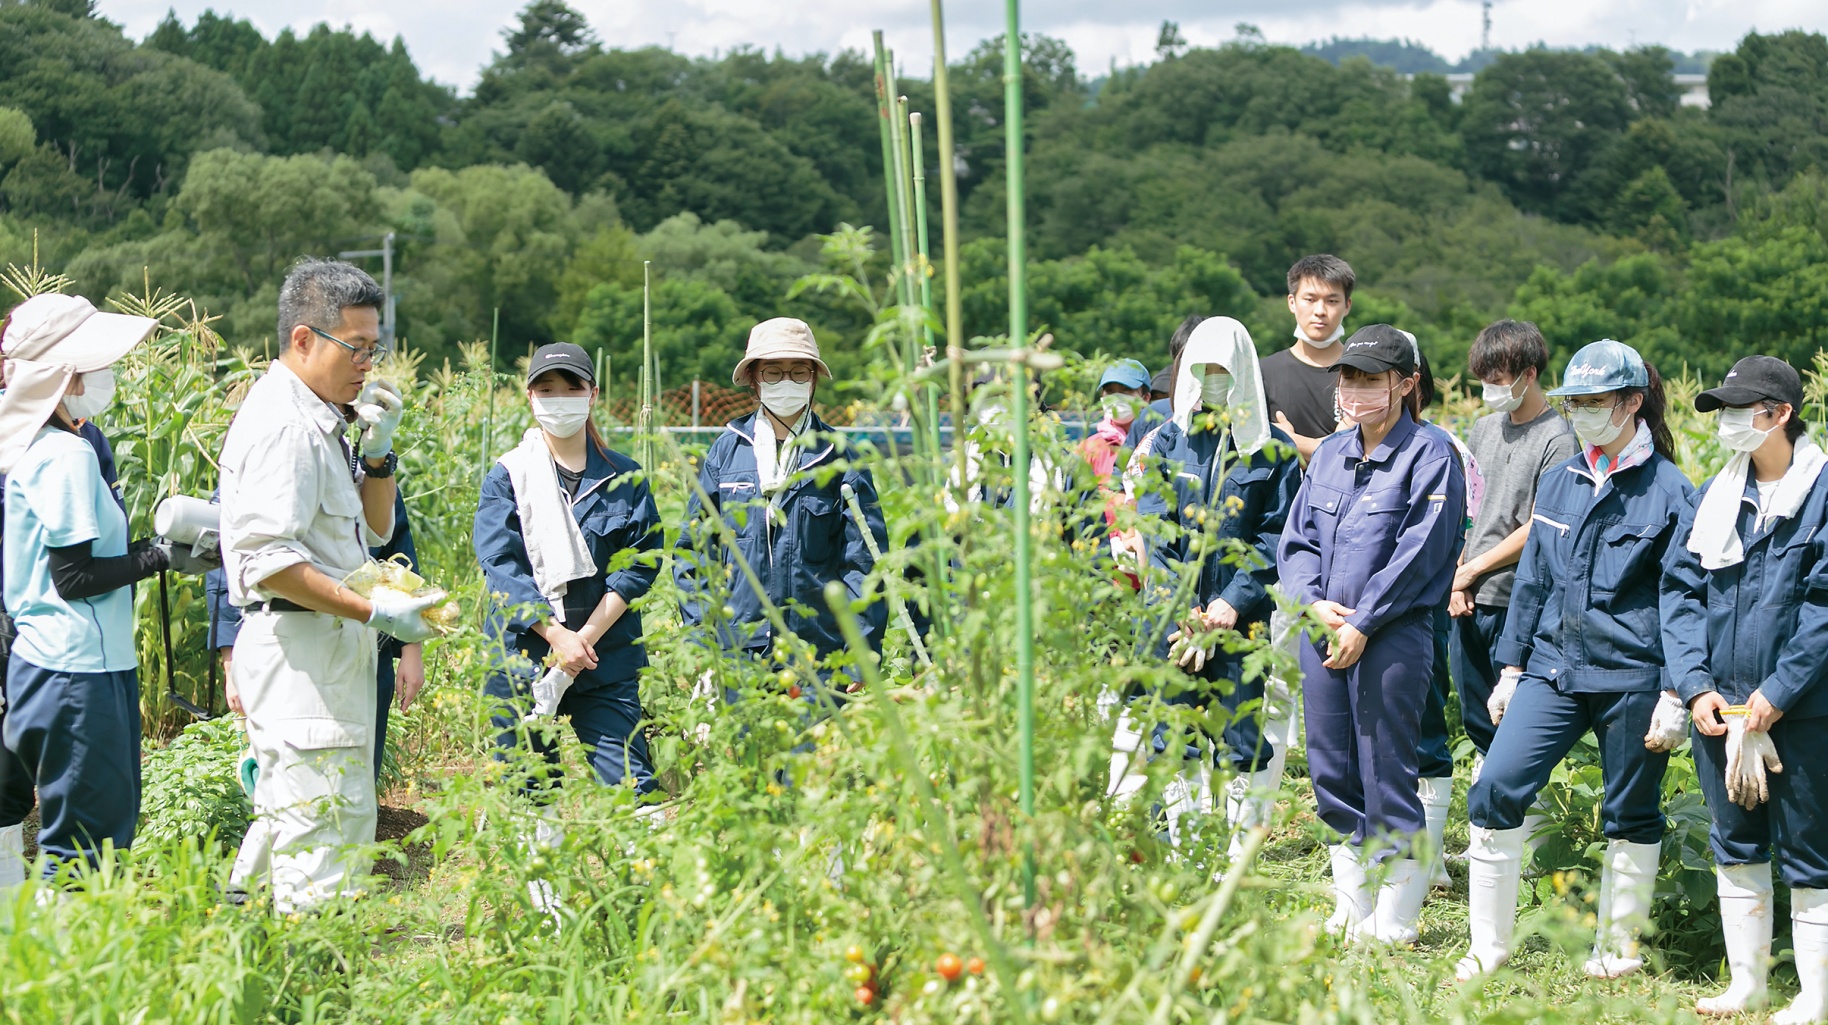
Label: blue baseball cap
xmin=1098 ymin=358 xmax=1152 ymax=392
xmin=1547 ymin=339 xmax=1648 ymax=397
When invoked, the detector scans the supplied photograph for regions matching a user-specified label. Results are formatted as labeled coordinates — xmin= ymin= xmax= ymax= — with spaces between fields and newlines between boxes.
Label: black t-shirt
xmin=1259 ymin=348 xmax=1338 ymax=439
xmin=557 ymin=464 xmax=584 ymax=499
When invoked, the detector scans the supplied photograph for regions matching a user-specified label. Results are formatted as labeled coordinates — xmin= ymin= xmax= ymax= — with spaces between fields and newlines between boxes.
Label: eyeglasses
xmin=309 ymin=325 xmax=388 ymax=367
xmin=757 ymin=366 xmax=814 ymax=384
xmin=1557 ymin=395 xmax=1618 ymax=413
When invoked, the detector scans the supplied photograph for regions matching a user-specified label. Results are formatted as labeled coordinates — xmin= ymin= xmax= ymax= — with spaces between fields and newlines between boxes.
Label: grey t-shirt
xmin=1463 ymin=407 xmax=1580 ymax=606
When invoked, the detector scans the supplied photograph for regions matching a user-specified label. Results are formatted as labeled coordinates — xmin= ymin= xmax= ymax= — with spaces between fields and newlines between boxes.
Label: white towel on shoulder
xmin=1688 ymin=438 xmax=1827 ymax=570
xmin=499 ymin=429 xmax=597 ymax=614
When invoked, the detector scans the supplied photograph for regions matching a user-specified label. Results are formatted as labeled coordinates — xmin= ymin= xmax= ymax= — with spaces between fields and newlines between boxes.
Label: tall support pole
xmin=640 ymin=261 xmax=654 ymax=470
xmin=929 ymin=1 xmax=968 ymax=492
xmin=910 ymin=111 xmax=943 ymax=469
xmin=482 ymin=307 xmax=498 ymax=477
xmin=1003 ymin=0 xmax=1036 ymax=903
xmin=871 ymin=33 xmax=908 ymax=308
xmin=889 ymin=93 xmax=922 ymax=376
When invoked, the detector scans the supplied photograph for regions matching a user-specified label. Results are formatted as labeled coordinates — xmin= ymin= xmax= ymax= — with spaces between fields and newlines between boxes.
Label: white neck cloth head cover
xmin=1170 ymin=316 xmax=1270 ymax=456
xmin=0 ymin=293 xmax=156 ymax=472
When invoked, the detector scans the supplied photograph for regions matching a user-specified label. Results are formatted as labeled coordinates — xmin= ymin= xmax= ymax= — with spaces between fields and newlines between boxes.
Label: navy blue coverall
xmin=674 ymin=413 xmax=887 ymax=679
xmin=1136 ymin=420 xmax=1301 ymax=772
xmin=475 ymin=441 xmax=663 ymax=796
xmin=209 ymin=486 xmax=416 ymax=782
xmin=1663 ymin=471 xmax=1828 ymax=888
xmin=1468 ymin=446 xmax=1694 ymax=844
xmin=1278 ymin=411 xmax=1467 ymax=852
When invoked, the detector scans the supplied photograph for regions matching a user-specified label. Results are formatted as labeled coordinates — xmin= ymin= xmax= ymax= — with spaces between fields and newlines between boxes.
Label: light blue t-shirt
xmin=3 ymin=427 xmax=135 ymax=673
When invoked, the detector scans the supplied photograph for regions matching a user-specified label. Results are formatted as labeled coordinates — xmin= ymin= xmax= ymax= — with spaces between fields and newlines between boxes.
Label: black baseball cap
xmin=527 ymin=342 xmax=595 ymax=386
xmin=1331 ymin=324 xmax=1416 ymax=377
xmin=1695 ymin=356 xmax=1803 ymax=413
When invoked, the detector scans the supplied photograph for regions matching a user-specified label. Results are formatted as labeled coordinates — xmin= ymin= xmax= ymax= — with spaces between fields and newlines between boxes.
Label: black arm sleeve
xmin=47 ymin=539 xmax=169 ymax=602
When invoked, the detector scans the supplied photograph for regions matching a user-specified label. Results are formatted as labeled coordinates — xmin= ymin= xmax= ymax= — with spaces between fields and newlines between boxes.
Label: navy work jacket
xmin=1662 ymin=469 xmax=1828 ymax=720
xmin=1278 ymin=411 xmax=1466 ymax=637
xmin=1137 ymin=420 xmax=1301 ymax=638
xmin=1493 ymin=446 xmax=1694 ymax=693
xmin=474 ymin=442 xmax=661 ymax=688
xmin=674 ymin=412 xmax=887 ymax=658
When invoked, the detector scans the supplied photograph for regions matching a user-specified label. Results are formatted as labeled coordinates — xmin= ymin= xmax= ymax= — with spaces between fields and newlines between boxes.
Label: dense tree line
xmin=1 ymin=0 xmax=1826 ymax=387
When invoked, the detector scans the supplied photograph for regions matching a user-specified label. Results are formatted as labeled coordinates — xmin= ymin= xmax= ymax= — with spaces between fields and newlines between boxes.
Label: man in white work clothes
xmin=219 ymin=258 xmax=440 ymax=910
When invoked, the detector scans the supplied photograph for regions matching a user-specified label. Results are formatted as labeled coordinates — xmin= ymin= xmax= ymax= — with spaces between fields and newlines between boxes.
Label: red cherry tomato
xmin=854 ymin=985 xmax=875 ymax=1006
xmin=936 ymin=953 xmax=963 ymax=982
xmin=788 ymin=684 xmax=802 ymax=699
xmin=965 ymin=956 xmax=986 ymax=976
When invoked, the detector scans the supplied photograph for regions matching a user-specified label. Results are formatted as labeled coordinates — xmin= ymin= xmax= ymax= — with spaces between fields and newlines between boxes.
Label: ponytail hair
xmin=1404 ymin=351 xmax=1435 ymax=420
xmin=1629 ymin=360 xmax=1676 ymax=462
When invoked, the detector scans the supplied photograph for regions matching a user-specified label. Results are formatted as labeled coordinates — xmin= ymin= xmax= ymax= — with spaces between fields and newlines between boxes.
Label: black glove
xmin=155 ymin=538 xmax=223 ymax=576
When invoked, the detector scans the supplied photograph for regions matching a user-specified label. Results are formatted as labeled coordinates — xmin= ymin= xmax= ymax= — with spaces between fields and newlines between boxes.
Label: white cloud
xmin=98 ymin=0 xmax=1828 ymax=91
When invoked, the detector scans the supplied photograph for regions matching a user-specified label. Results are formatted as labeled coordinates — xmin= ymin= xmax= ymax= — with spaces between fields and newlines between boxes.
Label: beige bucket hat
xmin=0 ymin=293 xmax=157 ymax=472
xmin=732 ymin=318 xmax=831 ymax=385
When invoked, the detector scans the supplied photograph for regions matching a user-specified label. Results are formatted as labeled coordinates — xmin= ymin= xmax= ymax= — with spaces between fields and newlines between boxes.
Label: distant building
xmin=1422 ymin=72 xmax=1712 ymax=109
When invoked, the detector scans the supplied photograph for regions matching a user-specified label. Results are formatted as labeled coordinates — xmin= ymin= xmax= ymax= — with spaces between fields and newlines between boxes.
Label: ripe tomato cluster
xmin=843 ymin=945 xmax=879 ymax=1007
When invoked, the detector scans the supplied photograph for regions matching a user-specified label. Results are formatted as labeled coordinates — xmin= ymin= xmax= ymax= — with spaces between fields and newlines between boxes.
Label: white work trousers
xmin=229 ymin=609 xmax=378 ymax=911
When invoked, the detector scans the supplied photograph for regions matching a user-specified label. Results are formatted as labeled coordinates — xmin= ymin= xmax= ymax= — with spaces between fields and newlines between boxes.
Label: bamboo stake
xmin=871 ymin=34 xmax=907 ymax=304
xmin=1003 ymin=0 xmax=1037 ymax=906
xmin=481 ymin=307 xmax=498 ymax=477
xmin=640 ymin=261 xmax=654 ymax=470
xmin=929 ymin=0 xmax=968 ymax=493
xmin=909 ymin=110 xmax=942 ymax=460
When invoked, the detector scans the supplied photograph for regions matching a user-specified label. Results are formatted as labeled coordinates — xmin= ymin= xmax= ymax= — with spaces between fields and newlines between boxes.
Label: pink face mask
xmin=1338 ymin=380 xmax=1394 ymax=425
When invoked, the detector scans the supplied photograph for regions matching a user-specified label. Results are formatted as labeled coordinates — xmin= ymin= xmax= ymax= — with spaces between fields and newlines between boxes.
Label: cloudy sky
xmin=99 ymin=0 xmax=1828 ymax=90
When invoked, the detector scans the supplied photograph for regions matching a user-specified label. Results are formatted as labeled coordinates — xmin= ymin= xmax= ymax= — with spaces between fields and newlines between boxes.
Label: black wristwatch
xmin=362 ymin=451 xmax=398 ymax=479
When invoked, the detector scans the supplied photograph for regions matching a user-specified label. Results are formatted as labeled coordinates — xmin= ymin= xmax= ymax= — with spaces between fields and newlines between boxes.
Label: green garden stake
xmin=640 ymin=261 xmax=654 ymax=470
xmin=482 ymin=306 xmax=498 ymax=478
xmin=871 ymin=34 xmax=908 ymax=302
xmin=1004 ymin=0 xmax=1037 ymax=908
xmin=928 ymin=0 xmax=970 ymax=497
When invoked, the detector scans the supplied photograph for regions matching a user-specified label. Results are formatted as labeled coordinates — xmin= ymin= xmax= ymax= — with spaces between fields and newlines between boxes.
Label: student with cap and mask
xmin=1454 ymin=339 xmax=1692 ymax=982
xmin=675 ymin=319 xmax=888 ymax=687
xmin=1081 ymin=358 xmax=1152 ymax=484
xmin=1277 ymin=323 xmax=1466 ymax=945
xmin=1113 ymin=317 xmax=1300 ymax=859
xmin=0 ymin=293 xmax=214 ymax=881
xmin=1662 ymin=356 xmax=1828 ymax=1022
xmin=474 ymin=342 xmax=663 ymax=916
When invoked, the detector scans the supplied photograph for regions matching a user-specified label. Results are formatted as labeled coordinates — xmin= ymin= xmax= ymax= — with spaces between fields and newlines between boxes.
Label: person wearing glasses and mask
xmin=218 ymin=258 xmax=442 ymax=912
xmin=1662 ymin=357 xmax=1828 ymax=1022
xmin=1277 ymin=324 xmax=1466 ymax=946
xmin=675 ymin=319 xmax=888 ymax=698
xmin=1455 ymin=339 xmax=1692 ymax=983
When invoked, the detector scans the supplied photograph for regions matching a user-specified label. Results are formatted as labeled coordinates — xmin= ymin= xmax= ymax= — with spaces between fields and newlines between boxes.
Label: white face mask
xmin=1482 ymin=378 xmax=1524 ymax=414
xmin=1569 ymin=404 xmax=1626 ymax=448
xmin=530 ymin=395 xmax=590 ymax=438
xmin=1717 ymin=406 xmax=1775 ymax=454
xmin=758 ymin=379 xmax=812 ymax=420
xmin=1100 ymin=393 xmax=1140 ymax=424
xmin=1200 ymin=371 xmax=1233 ymax=408
xmin=1294 ymin=324 xmax=1344 ymax=349
xmin=61 ymin=369 xmax=115 ymax=422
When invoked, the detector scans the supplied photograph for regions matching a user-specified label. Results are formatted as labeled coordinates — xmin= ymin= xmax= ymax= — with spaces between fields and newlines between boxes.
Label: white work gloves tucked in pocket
xmin=526 ymin=666 xmax=576 ymax=721
xmin=1724 ymin=716 xmax=1784 ymax=810
xmin=1487 ymin=666 xmax=1522 ymax=725
xmin=1643 ymin=690 xmax=1690 ymax=753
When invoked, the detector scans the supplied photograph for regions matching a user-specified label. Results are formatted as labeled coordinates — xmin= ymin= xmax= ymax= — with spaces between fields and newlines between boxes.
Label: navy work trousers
xmin=1449 ymin=604 xmax=1508 ymax=756
xmin=1467 ymin=680 xmax=1667 ymax=844
xmin=1148 ymin=652 xmax=1275 ymax=774
xmin=1416 ymin=604 xmax=1455 ymax=779
xmin=1302 ymin=611 xmax=1432 ymax=854
xmin=2 ymin=657 xmax=141 ymax=873
xmin=487 ymin=671 xmax=657 ymax=798
xmin=1693 ymin=714 xmax=1828 ymax=890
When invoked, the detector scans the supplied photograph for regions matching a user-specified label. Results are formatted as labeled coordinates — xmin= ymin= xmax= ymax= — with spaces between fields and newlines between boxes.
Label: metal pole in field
xmin=909 ymin=110 xmax=942 ymax=461
xmin=641 ymin=261 xmax=654 ymax=469
xmin=1003 ymin=0 xmax=1036 ymax=903
xmin=483 ymin=307 xmax=498 ymax=477
xmin=929 ymin=0 xmax=968 ymax=493
xmin=871 ymin=33 xmax=907 ymax=303
xmin=692 ymin=379 xmax=701 ymax=430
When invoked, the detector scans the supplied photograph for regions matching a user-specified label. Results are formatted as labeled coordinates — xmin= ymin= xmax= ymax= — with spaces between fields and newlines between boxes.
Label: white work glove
xmin=1487 ymin=666 xmax=1521 ymax=725
xmin=525 ymin=666 xmax=575 ymax=720
xmin=366 ymin=590 xmax=443 ymax=643
xmin=1643 ymin=689 xmax=1690 ymax=753
xmin=354 ymin=379 xmax=405 ymax=459
xmin=1168 ymin=627 xmax=1209 ymax=673
xmin=1724 ymin=716 xmax=1784 ymax=810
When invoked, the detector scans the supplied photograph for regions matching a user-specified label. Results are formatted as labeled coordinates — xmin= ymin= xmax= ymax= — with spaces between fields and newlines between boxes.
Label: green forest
xmin=3 ymin=0 xmax=1828 ymax=388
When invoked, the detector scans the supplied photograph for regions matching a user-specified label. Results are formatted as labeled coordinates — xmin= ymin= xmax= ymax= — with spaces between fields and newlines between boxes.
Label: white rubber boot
xmin=1697 ymin=862 xmax=1772 ymax=1015
xmin=1162 ymin=763 xmax=1211 ymax=852
xmin=1223 ymin=767 xmax=1281 ymax=862
xmin=1583 ymin=839 xmax=1661 ymax=978
xmin=1367 ymin=858 xmax=1430 ymax=946
xmin=1454 ymin=826 xmax=1526 ymax=980
xmin=0 ymin=824 xmax=23 ymax=890
xmin=1419 ymin=776 xmax=1454 ymax=888
xmin=1521 ymin=804 xmax=1551 ymax=874
xmin=1107 ymin=711 xmax=1148 ymax=803
xmin=522 ymin=811 xmax=566 ymax=927
xmin=1326 ymin=844 xmax=1375 ymax=936
xmin=1774 ymin=888 xmax=1828 ymax=1025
